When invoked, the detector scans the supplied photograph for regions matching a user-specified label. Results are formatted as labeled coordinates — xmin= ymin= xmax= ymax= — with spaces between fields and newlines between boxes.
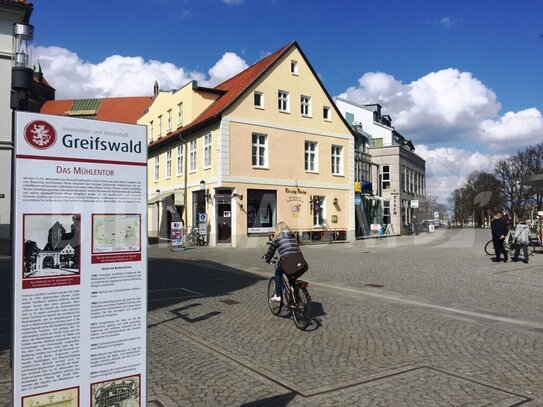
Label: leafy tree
xmin=24 ymin=240 xmax=40 ymax=274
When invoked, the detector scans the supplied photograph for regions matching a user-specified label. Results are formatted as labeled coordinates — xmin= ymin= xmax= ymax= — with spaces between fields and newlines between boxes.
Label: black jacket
xmin=491 ymin=218 xmax=508 ymax=240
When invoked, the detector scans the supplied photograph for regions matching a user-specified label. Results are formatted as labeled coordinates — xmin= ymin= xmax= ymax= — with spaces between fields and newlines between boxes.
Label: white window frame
xmin=189 ymin=140 xmax=197 ymax=172
xmin=252 ymin=133 xmax=268 ymax=168
xmin=331 ymin=145 xmax=343 ymax=176
xmin=305 ymin=141 xmax=318 ymax=173
xmin=254 ymin=91 xmax=264 ymax=109
xmin=312 ymin=196 xmax=325 ymax=227
xmin=166 ymin=150 xmax=172 ymax=179
xmin=158 ymin=115 xmax=163 ymax=138
xmin=149 ymin=120 xmax=154 ymax=142
xmin=153 ymin=156 xmax=159 ymax=182
xmin=203 ymin=133 xmax=212 ymax=169
xmin=177 ymin=102 xmax=183 ymax=127
xmin=278 ymin=90 xmax=289 ymax=113
xmin=176 ymin=145 xmax=184 ymax=176
xmin=301 ymin=95 xmax=311 ymax=117
xmin=323 ymin=106 xmax=331 ymax=121
xmin=382 ymin=165 xmax=391 ymax=190
xmin=291 ymin=60 xmax=298 ymax=75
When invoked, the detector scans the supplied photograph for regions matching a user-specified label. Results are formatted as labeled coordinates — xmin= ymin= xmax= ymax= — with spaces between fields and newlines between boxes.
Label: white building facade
xmin=335 ymin=97 xmax=426 ymax=235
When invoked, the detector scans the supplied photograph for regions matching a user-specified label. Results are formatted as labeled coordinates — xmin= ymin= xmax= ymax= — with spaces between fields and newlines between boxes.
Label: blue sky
xmin=30 ymin=0 xmax=543 ymax=202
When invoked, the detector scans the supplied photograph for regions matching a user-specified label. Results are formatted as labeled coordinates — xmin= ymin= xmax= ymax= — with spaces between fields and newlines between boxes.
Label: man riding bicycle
xmin=263 ymin=222 xmax=304 ymax=302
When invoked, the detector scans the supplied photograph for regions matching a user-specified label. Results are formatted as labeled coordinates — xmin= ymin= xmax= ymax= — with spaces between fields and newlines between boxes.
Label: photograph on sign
xmin=12 ymin=112 xmax=148 ymax=405
xmin=22 ymin=213 xmax=81 ymax=289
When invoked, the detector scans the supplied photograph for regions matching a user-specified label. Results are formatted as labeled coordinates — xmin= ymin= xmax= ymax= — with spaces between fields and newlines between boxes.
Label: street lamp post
xmin=10 ymin=23 xmax=34 ymax=258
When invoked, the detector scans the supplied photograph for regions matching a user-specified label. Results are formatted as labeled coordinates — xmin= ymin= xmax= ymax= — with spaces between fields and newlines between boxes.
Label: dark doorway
xmin=216 ymin=190 xmax=232 ymax=243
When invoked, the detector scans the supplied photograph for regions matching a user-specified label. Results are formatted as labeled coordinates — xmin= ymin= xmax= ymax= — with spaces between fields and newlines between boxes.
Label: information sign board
xmin=171 ymin=221 xmax=184 ymax=249
xmin=12 ymin=112 xmax=147 ymax=406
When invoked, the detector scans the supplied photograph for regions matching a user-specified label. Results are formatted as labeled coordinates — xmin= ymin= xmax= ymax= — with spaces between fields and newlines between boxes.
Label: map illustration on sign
xmin=92 ymin=214 xmax=141 ymax=253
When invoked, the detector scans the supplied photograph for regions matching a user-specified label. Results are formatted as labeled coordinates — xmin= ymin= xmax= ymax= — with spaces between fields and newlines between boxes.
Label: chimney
xmin=154 ymin=81 xmax=159 ymax=97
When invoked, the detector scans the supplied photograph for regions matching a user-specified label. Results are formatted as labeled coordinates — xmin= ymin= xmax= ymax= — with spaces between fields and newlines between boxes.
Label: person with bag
xmin=263 ymin=222 xmax=307 ymax=302
xmin=512 ymin=218 xmax=530 ymax=263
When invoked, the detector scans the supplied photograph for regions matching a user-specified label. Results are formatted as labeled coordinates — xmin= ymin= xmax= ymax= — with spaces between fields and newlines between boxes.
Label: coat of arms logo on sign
xmin=24 ymin=120 xmax=57 ymax=149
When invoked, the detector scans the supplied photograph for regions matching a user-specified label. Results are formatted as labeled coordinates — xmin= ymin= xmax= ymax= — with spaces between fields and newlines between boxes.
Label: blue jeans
xmin=274 ymin=263 xmax=285 ymax=297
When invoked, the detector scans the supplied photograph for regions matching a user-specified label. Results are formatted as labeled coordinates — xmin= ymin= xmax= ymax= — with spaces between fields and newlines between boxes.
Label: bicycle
xmin=484 ymin=237 xmax=536 ymax=256
xmin=266 ymin=258 xmax=311 ymax=330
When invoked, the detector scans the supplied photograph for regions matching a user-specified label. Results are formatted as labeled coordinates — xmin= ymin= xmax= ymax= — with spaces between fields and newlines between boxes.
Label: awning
xmin=148 ymin=190 xmax=185 ymax=205
xmin=148 ymin=191 xmax=173 ymax=204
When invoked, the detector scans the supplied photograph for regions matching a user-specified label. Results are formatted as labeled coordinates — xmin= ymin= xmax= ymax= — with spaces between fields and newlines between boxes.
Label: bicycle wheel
xmin=528 ymin=241 xmax=536 ymax=256
xmin=267 ymin=277 xmax=282 ymax=316
xmin=484 ymin=240 xmax=494 ymax=256
xmin=292 ymin=286 xmax=311 ymax=331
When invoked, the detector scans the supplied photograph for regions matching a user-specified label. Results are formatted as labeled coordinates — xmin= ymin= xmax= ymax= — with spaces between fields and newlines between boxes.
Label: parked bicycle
xmin=185 ymin=226 xmax=207 ymax=247
xmin=267 ymin=258 xmax=311 ymax=330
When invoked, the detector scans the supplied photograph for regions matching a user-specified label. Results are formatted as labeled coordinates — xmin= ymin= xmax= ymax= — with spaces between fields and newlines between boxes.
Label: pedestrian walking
xmin=490 ymin=213 xmax=509 ymax=262
xmin=512 ymin=218 xmax=530 ymax=264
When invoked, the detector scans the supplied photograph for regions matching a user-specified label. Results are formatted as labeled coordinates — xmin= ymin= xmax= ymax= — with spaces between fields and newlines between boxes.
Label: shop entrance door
xmin=216 ymin=190 xmax=232 ymax=243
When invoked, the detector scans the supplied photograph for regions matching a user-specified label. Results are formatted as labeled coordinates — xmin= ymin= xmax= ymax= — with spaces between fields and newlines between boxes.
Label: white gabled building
xmin=335 ymin=97 xmax=426 ymax=236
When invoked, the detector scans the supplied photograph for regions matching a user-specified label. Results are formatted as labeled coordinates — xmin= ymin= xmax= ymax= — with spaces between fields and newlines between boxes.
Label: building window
xmin=203 ymin=133 xmax=212 ymax=168
xmin=158 ymin=115 xmax=163 ymax=137
xmin=149 ymin=120 xmax=154 ymax=142
xmin=166 ymin=150 xmax=172 ymax=179
xmin=153 ymin=156 xmax=159 ymax=182
xmin=382 ymin=165 xmax=390 ymax=190
xmin=301 ymin=95 xmax=311 ymax=116
xmin=247 ymin=189 xmax=277 ymax=234
xmin=252 ymin=133 xmax=267 ymax=167
xmin=305 ymin=141 xmax=318 ymax=172
xmin=409 ymin=169 xmax=414 ymax=192
xmin=278 ymin=90 xmax=289 ymax=112
xmin=312 ymin=196 xmax=325 ymax=227
xmin=176 ymin=145 xmax=183 ymax=176
xmin=254 ymin=91 xmax=264 ymax=109
xmin=401 ymin=166 xmax=407 ymax=192
xmin=189 ymin=140 xmax=197 ymax=172
xmin=167 ymin=110 xmax=172 ymax=132
xmin=383 ymin=200 xmax=391 ymax=225
xmin=192 ymin=190 xmax=206 ymax=228
xmin=178 ymin=103 xmax=183 ymax=127
xmin=323 ymin=106 xmax=331 ymax=121
xmin=345 ymin=112 xmax=354 ymax=125
xmin=291 ymin=60 xmax=298 ymax=75
xmin=331 ymin=145 xmax=343 ymax=175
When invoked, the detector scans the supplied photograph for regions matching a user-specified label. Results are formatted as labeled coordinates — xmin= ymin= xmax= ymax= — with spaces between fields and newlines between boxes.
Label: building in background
xmin=0 ymin=0 xmax=34 ymax=255
xmin=335 ymin=97 xmax=426 ymax=235
xmin=142 ymin=41 xmax=356 ymax=247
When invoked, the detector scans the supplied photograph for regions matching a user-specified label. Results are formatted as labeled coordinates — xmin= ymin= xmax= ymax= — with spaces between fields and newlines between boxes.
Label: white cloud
xmin=439 ymin=17 xmax=453 ymax=28
xmin=206 ymin=52 xmax=248 ymax=87
xmin=34 ymin=46 xmax=248 ymax=99
xmin=416 ymin=144 xmax=506 ymax=202
xmin=479 ymin=108 xmax=543 ymax=152
xmin=339 ymin=68 xmax=501 ymax=145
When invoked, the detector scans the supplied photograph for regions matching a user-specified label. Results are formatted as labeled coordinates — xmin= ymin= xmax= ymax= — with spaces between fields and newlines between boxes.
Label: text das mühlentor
xmin=57 ymin=166 xmax=114 ymax=176
xmin=62 ymin=134 xmax=142 ymax=153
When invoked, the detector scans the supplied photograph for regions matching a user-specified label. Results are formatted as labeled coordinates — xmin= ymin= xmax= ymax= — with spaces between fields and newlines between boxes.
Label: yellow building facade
xmin=140 ymin=42 xmax=356 ymax=247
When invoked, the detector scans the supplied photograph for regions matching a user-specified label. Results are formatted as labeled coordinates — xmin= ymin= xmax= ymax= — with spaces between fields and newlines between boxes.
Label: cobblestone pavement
xmin=2 ymin=228 xmax=543 ymax=406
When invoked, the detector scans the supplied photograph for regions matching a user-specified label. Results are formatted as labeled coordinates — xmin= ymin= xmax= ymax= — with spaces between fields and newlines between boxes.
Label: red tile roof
xmin=149 ymin=41 xmax=295 ymax=149
xmin=40 ymin=96 xmax=154 ymax=124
